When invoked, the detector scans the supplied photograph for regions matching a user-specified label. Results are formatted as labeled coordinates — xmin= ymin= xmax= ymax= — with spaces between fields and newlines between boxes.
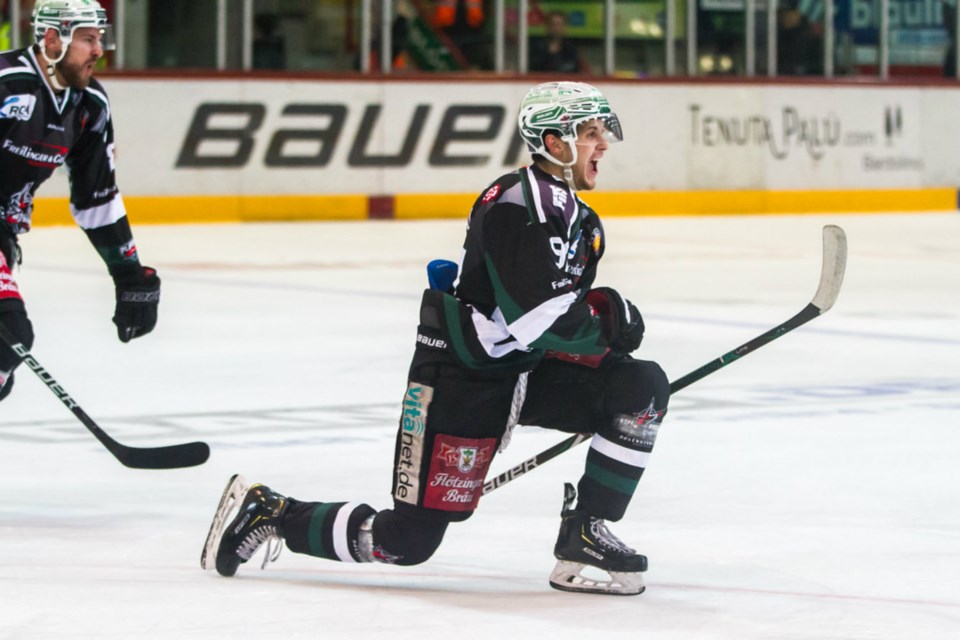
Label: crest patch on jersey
xmin=481 ymin=184 xmax=501 ymax=204
xmin=0 ymin=95 xmax=37 ymax=121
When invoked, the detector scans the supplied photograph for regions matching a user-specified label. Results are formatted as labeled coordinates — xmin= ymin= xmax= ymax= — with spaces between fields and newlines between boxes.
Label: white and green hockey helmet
xmin=517 ymin=81 xmax=623 ymax=167
xmin=32 ymin=0 xmax=116 ymax=51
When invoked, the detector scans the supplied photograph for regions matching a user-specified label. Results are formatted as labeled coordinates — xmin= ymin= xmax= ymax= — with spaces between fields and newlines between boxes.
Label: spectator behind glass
xmin=530 ymin=10 xmax=584 ymax=74
xmin=358 ymin=11 xmax=410 ymax=71
xmin=777 ymin=0 xmax=823 ymax=75
xmin=253 ymin=13 xmax=285 ymax=70
xmin=434 ymin=0 xmax=490 ymax=70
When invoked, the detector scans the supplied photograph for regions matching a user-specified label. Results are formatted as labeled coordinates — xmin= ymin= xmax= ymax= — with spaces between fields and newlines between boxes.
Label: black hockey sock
xmin=281 ymin=499 xmax=376 ymax=562
xmin=368 ymin=506 xmax=450 ymax=566
xmin=577 ymin=405 xmax=664 ymax=521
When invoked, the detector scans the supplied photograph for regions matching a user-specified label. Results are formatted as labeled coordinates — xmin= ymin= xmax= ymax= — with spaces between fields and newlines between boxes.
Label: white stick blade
xmin=811 ymin=224 xmax=847 ymax=313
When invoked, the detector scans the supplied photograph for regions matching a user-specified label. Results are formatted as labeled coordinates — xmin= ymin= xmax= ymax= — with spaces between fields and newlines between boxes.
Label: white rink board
xmin=40 ymin=78 xmax=960 ymax=197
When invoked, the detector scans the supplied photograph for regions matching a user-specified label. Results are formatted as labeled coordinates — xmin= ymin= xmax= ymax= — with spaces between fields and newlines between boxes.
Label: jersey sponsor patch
xmin=591 ymin=228 xmax=602 ymax=255
xmin=394 ymin=382 xmax=433 ymax=506
xmin=2 ymin=139 xmax=67 ymax=168
xmin=481 ymin=184 xmax=500 ymax=204
xmin=422 ymin=434 xmax=497 ymax=511
xmin=0 ymin=263 xmax=23 ymax=301
xmin=0 ymin=95 xmax=37 ymax=121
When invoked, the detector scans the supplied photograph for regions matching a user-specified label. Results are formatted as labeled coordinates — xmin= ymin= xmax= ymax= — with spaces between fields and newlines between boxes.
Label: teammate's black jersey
xmin=423 ymin=164 xmax=609 ymax=372
xmin=0 ymin=47 xmax=140 ymax=272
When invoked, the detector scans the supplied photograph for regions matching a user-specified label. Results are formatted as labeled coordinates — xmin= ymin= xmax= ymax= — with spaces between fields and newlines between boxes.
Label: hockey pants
xmin=279 ymin=354 xmax=669 ymax=566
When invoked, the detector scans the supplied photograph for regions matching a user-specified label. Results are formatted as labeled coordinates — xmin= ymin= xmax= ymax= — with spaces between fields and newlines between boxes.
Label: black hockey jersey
xmin=421 ymin=164 xmax=608 ymax=372
xmin=0 ymin=47 xmax=140 ymax=272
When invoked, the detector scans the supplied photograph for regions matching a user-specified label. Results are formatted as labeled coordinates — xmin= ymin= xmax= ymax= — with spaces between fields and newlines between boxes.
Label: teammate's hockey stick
xmin=0 ymin=321 xmax=210 ymax=469
xmin=482 ymin=224 xmax=847 ymax=495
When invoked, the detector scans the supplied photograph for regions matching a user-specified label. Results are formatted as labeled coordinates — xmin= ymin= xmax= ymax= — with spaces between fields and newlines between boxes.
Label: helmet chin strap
xmin=561 ymin=165 xmax=576 ymax=192
xmin=38 ymin=43 xmax=68 ymax=92
xmin=541 ymin=137 xmax=579 ymax=192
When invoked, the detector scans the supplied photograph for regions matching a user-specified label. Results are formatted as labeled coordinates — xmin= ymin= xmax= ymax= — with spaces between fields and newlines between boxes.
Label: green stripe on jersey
xmin=484 ymin=254 xmax=525 ymax=324
xmin=528 ymin=318 xmax=605 ymax=354
xmin=442 ymin=294 xmax=481 ymax=368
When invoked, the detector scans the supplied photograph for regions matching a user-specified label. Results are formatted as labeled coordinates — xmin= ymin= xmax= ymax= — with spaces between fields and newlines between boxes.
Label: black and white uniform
xmin=279 ymin=164 xmax=670 ymax=567
xmin=0 ymin=46 xmax=144 ymax=396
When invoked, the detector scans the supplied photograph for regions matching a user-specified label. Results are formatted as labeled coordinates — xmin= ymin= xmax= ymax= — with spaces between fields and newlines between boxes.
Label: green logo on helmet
xmin=32 ymin=0 xmax=114 ymax=50
xmin=517 ymin=82 xmax=623 ymax=164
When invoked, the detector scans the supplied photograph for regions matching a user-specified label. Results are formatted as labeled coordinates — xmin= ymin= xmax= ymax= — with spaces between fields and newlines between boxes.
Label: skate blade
xmin=548 ymin=560 xmax=645 ymax=596
xmin=200 ymin=474 xmax=249 ymax=570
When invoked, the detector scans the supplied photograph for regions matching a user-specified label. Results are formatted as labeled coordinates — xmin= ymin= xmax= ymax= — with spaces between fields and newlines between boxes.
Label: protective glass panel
xmin=614 ymin=0 xmax=673 ymax=77
xmin=775 ymin=0 xmax=825 ymax=76
xmin=527 ymin=2 xmax=594 ymax=74
xmin=697 ymin=0 xmax=746 ymax=75
xmin=885 ymin=0 xmax=952 ymax=77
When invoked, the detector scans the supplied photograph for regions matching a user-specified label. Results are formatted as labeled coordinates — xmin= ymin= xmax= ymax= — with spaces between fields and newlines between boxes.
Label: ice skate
xmin=549 ymin=483 xmax=647 ymax=595
xmin=200 ymin=474 xmax=288 ymax=577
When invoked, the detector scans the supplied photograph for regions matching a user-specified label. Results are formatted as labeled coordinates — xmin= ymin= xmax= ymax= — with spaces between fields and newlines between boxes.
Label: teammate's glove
xmin=586 ymin=286 xmax=644 ymax=354
xmin=112 ymin=266 xmax=161 ymax=343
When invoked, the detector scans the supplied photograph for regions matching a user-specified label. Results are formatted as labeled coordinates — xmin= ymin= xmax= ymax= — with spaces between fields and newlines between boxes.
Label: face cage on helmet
xmin=579 ymin=113 xmax=623 ymax=146
xmin=531 ymin=112 xmax=624 ymax=159
xmin=37 ymin=23 xmax=116 ymax=51
xmin=520 ymin=101 xmax=623 ymax=154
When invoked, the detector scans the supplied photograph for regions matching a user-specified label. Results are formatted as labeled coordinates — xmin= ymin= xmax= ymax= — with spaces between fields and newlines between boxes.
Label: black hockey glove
xmin=112 ymin=266 xmax=161 ymax=343
xmin=586 ymin=286 xmax=645 ymax=354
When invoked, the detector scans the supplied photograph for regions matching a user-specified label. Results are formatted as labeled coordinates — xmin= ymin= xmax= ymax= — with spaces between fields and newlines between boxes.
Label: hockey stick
xmin=482 ymin=224 xmax=847 ymax=495
xmin=0 ymin=321 xmax=210 ymax=469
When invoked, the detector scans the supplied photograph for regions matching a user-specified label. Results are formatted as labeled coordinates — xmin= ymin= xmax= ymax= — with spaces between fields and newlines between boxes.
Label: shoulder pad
xmin=477 ymin=171 xmax=522 ymax=207
xmin=0 ymin=52 xmax=38 ymax=88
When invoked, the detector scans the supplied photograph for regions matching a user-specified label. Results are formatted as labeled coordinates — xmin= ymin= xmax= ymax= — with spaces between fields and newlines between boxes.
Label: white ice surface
xmin=1 ymin=213 xmax=958 ymax=639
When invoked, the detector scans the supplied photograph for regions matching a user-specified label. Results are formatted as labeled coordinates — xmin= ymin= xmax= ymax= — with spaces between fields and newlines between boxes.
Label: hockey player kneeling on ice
xmin=201 ymin=81 xmax=669 ymax=596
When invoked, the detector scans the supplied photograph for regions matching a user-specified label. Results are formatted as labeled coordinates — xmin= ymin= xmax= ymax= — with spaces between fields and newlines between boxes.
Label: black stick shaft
xmin=0 ymin=320 xmax=209 ymax=469
xmin=482 ymin=302 xmax=824 ymax=495
xmin=669 ymin=302 xmax=820 ymax=394
xmin=481 ymin=225 xmax=846 ymax=495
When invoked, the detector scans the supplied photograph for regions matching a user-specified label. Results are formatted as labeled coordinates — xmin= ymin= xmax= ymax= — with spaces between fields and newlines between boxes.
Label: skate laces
xmin=589 ymin=518 xmax=636 ymax=555
xmin=262 ymin=533 xmax=283 ymax=569
xmin=237 ymin=524 xmax=283 ymax=569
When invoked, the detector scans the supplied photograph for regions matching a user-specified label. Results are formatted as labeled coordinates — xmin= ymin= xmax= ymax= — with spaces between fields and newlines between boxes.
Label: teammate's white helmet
xmin=32 ymin=0 xmax=116 ymax=51
xmin=517 ymin=82 xmax=623 ymax=166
